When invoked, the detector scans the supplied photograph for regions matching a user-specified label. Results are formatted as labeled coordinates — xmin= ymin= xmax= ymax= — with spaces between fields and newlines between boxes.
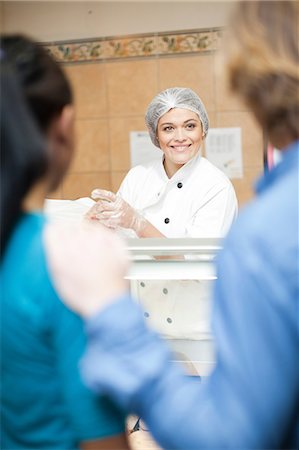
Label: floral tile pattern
xmin=46 ymin=41 xmax=105 ymax=62
xmin=105 ymin=36 xmax=158 ymax=58
xmin=44 ymin=28 xmax=222 ymax=63
xmin=158 ymin=30 xmax=222 ymax=54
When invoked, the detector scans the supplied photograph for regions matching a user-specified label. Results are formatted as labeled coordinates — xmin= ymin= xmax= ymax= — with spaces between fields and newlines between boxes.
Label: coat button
xmin=177 ymin=182 xmax=183 ymax=188
xmin=163 ymin=288 xmax=168 ymax=294
xmin=164 ymin=218 xmax=170 ymax=224
xmin=140 ymin=282 xmax=145 ymax=287
xmin=144 ymin=312 xmax=150 ymax=318
xmin=166 ymin=317 xmax=173 ymax=323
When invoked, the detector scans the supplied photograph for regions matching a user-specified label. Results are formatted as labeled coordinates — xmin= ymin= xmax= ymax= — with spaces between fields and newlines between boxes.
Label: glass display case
xmin=125 ymin=238 xmax=222 ymax=378
xmin=44 ymin=195 xmax=221 ymax=379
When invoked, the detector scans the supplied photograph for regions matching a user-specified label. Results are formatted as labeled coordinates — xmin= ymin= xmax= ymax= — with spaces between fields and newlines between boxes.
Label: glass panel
xmin=126 ymin=238 xmax=220 ymax=378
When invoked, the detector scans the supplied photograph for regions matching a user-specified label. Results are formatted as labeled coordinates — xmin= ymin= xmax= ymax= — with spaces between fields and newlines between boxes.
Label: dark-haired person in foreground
xmin=0 ymin=36 xmax=130 ymax=449
xmin=46 ymin=1 xmax=299 ymax=448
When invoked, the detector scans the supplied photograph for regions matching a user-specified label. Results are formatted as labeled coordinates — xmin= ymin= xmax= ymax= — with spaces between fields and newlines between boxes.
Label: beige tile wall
xmin=55 ymin=52 xmax=263 ymax=206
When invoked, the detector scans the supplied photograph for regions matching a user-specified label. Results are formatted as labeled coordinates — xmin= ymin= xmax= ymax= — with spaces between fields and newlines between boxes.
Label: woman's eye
xmin=163 ymin=126 xmax=174 ymax=132
xmin=186 ymin=123 xmax=196 ymax=129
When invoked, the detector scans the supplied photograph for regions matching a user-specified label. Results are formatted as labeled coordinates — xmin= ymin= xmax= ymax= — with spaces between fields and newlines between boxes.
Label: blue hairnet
xmin=145 ymin=87 xmax=209 ymax=148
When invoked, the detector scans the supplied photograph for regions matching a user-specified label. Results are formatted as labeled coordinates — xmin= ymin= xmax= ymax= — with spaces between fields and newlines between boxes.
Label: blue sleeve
xmin=50 ymin=289 xmax=126 ymax=441
xmin=80 ymin=235 xmax=298 ymax=448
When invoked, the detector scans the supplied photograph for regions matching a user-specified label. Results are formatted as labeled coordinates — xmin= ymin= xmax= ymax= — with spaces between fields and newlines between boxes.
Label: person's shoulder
xmin=191 ymin=157 xmax=235 ymax=196
xmin=2 ymin=214 xmax=71 ymax=331
xmin=199 ymin=157 xmax=233 ymax=185
xmin=225 ymin=174 xmax=297 ymax=260
xmin=3 ymin=213 xmax=46 ymax=278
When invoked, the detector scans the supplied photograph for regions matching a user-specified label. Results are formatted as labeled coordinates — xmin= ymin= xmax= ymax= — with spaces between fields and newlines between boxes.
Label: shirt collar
xmin=255 ymin=140 xmax=299 ymax=195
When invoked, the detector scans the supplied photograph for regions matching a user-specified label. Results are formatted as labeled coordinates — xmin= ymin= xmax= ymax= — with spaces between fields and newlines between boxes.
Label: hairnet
xmin=145 ymin=87 xmax=209 ymax=148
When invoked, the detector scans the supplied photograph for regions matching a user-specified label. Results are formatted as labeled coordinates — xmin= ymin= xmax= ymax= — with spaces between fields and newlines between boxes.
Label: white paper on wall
xmin=130 ymin=131 xmax=163 ymax=168
xmin=205 ymin=127 xmax=243 ymax=179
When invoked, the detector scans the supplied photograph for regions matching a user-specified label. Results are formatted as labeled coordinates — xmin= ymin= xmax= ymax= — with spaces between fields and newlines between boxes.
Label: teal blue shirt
xmin=0 ymin=213 xmax=125 ymax=449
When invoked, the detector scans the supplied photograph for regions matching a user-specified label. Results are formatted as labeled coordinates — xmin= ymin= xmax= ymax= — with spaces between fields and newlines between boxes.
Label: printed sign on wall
xmin=205 ymin=127 xmax=243 ymax=179
xmin=130 ymin=131 xmax=163 ymax=167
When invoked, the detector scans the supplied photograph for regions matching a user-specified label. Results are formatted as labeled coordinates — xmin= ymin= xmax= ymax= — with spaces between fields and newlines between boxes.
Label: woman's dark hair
xmin=1 ymin=35 xmax=73 ymax=132
xmin=0 ymin=34 xmax=73 ymax=257
xmin=0 ymin=62 xmax=48 ymax=257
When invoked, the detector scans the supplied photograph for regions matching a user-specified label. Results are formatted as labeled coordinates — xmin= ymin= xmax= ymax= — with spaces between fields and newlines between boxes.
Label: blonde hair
xmin=225 ymin=1 xmax=299 ymax=146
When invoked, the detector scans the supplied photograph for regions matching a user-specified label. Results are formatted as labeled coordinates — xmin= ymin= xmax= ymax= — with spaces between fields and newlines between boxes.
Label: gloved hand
xmin=85 ymin=189 xmax=146 ymax=234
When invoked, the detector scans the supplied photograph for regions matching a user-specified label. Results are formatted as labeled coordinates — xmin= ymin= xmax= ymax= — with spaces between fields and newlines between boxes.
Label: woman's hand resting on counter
xmin=44 ymin=221 xmax=130 ymax=317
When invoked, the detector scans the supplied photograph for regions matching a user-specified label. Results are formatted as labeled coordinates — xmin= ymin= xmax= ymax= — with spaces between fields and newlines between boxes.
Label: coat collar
xmin=157 ymin=151 xmax=202 ymax=183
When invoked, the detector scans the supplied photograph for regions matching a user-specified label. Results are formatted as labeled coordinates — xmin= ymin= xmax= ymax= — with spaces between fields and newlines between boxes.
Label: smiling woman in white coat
xmin=86 ymin=87 xmax=238 ymax=341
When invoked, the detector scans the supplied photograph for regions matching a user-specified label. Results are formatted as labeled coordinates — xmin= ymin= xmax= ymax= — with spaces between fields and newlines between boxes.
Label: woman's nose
xmin=174 ymin=128 xmax=186 ymax=141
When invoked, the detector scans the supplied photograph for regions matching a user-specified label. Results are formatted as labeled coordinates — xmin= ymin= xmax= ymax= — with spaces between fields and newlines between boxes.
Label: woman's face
xmin=156 ymin=108 xmax=204 ymax=178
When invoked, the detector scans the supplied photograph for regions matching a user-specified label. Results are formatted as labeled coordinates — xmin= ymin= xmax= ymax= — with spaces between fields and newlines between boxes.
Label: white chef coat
xmin=118 ymin=152 xmax=238 ymax=340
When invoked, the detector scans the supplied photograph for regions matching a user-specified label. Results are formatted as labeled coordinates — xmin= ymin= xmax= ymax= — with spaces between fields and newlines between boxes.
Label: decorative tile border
xmin=44 ymin=28 xmax=222 ymax=63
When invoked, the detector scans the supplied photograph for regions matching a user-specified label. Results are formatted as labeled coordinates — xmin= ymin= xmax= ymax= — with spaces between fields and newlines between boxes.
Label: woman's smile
xmin=171 ymin=144 xmax=191 ymax=151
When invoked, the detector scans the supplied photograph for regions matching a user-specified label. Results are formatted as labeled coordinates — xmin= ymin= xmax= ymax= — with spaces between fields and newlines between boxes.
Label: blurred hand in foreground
xmin=85 ymin=188 xmax=146 ymax=233
xmin=44 ymin=222 xmax=130 ymax=317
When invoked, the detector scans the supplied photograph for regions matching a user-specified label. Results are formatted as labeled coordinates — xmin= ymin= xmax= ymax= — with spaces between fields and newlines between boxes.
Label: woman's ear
xmin=59 ymin=105 xmax=75 ymax=145
xmin=47 ymin=105 xmax=75 ymax=151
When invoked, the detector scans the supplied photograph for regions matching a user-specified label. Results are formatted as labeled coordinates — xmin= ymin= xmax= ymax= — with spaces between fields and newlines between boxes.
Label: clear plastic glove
xmin=85 ymin=188 xmax=146 ymax=234
xmin=44 ymin=221 xmax=130 ymax=317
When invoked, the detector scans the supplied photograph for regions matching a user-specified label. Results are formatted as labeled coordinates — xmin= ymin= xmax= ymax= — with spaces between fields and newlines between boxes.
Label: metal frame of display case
xmin=124 ymin=238 xmax=222 ymax=377
xmin=125 ymin=237 xmax=222 ymax=281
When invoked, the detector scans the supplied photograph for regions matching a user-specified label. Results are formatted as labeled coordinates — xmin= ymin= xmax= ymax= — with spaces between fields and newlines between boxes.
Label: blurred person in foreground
xmin=0 ymin=36 xmax=130 ymax=449
xmin=46 ymin=1 xmax=299 ymax=449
